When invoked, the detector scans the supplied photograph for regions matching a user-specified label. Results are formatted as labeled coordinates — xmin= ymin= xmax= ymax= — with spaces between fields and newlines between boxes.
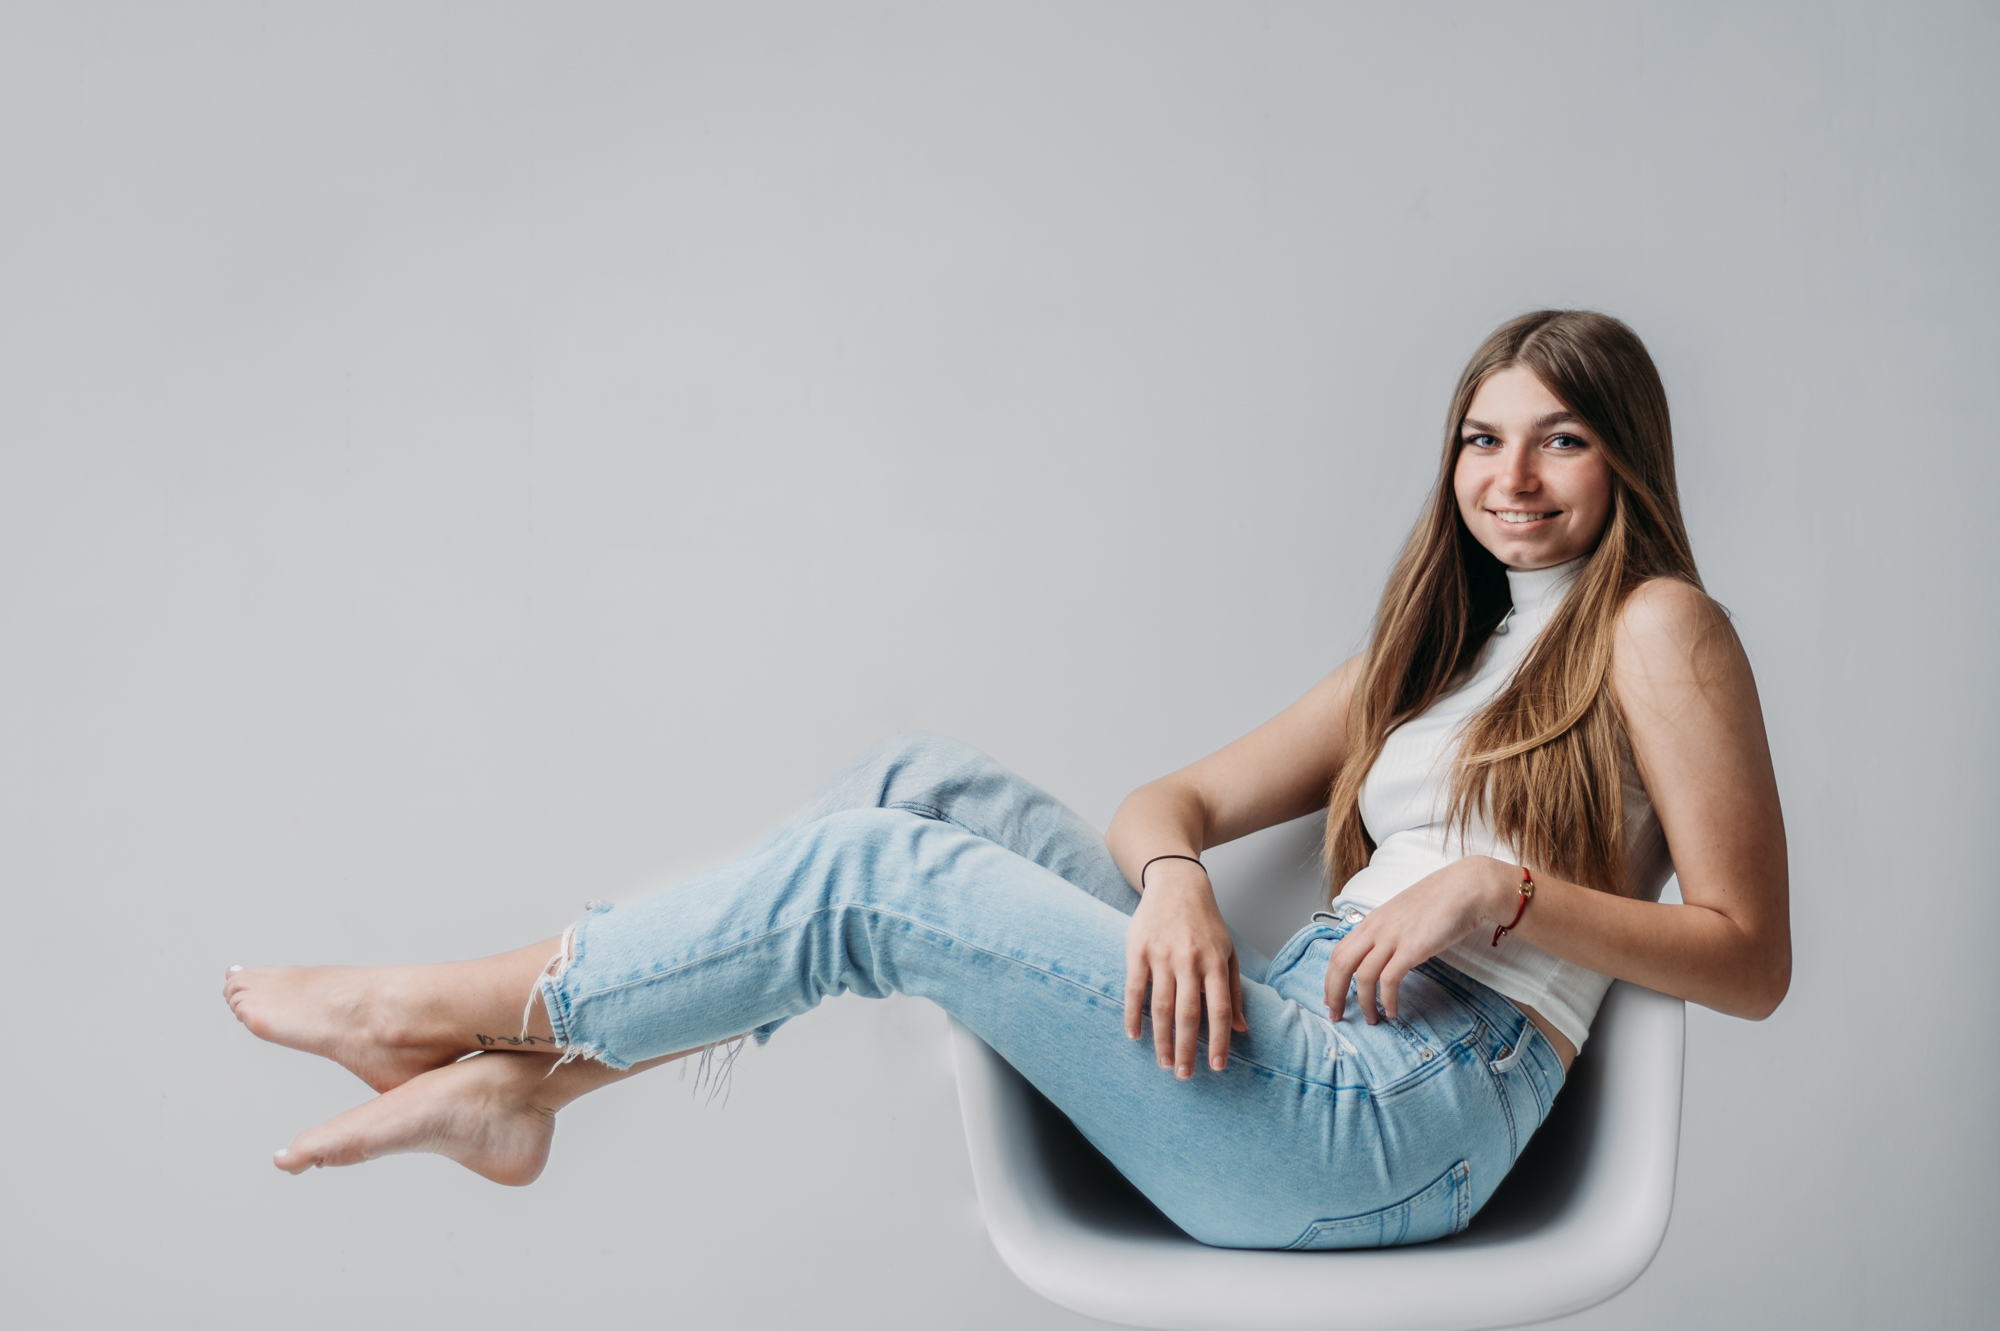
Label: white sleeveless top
xmin=1338 ymin=558 xmax=1674 ymax=1050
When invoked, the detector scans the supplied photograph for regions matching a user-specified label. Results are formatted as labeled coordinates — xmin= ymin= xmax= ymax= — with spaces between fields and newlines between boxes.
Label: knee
xmin=864 ymin=730 xmax=983 ymax=769
xmin=858 ymin=732 xmax=1000 ymax=804
xmin=790 ymin=807 xmax=951 ymax=904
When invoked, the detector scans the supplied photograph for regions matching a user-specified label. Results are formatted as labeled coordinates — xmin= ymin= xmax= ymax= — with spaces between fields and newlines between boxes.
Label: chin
xmin=1492 ymin=543 xmax=1568 ymax=570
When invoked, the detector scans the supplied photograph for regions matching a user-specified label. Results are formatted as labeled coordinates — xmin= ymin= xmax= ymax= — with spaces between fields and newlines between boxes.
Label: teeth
xmin=1495 ymin=511 xmax=1556 ymax=524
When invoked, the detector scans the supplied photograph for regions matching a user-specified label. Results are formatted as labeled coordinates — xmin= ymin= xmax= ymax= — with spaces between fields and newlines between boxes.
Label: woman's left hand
xmin=1323 ymin=856 xmax=1513 ymax=1022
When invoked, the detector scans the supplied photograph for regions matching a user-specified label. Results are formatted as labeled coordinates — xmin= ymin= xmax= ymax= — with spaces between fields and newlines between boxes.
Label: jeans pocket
xmin=1284 ymin=1160 xmax=1473 ymax=1250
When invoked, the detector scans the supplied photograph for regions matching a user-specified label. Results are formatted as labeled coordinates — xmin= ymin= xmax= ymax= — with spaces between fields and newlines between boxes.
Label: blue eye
xmin=1462 ymin=434 xmax=1500 ymax=449
xmin=1548 ymin=434 xmax=1587 ymax=450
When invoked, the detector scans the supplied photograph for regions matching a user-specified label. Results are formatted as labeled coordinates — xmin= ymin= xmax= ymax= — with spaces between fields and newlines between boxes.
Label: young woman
xmin=224 ymin=310 xmax=1789 ymax=1250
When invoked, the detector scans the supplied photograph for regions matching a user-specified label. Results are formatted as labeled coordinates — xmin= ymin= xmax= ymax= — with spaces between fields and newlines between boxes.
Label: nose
xmin=1500 ymin=441 xmax=1540 ymax=495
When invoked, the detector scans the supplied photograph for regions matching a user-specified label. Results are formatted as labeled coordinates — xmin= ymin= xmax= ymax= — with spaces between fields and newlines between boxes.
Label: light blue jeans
xmin=538 ymin=734 xmax=1565 ymax=1249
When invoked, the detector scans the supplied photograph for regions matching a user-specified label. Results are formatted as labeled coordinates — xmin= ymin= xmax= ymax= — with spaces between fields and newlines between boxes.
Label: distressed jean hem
xmin=537 ymin=902 xmax=630 ymax=1071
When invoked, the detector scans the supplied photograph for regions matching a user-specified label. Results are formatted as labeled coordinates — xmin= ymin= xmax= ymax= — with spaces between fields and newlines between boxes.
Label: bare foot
xmin=274 ymin=1051 xmax=561 ymax=1185
xmin=224 ymin=963 xmax=487 ymax=1092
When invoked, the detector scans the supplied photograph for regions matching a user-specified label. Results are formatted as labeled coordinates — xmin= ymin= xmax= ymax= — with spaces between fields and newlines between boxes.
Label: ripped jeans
xmin=536 ymin=734 xmax=1565 ymax=1249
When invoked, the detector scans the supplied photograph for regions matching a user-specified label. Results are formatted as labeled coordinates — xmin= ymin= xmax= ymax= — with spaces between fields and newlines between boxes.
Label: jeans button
xmin=1420 ymin=1048 xmax=1434 ymax=1062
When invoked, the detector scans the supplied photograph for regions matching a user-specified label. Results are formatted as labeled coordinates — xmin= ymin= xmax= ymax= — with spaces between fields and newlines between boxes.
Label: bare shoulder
xmin=1610 ymin=577 xmax=1757 ymax=714
xmin=1324 ymin=650 xmax=1367 ymax=696
xmin=1616 ymin=577 xmax=1729 ymax=647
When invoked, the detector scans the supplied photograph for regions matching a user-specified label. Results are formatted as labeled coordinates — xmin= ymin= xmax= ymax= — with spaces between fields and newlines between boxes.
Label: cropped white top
xmin=1337 ymin=558 xmax=1675 ymax=1050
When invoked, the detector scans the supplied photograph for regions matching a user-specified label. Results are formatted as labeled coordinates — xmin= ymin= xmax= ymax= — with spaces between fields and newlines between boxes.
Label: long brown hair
xmin=1324 ymin=311 xmax=1702 ymax=897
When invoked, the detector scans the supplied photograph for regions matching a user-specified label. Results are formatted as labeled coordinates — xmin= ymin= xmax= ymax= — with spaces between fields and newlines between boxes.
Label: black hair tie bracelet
xmin=1139 ymin=854 xmax=1210 ymax=893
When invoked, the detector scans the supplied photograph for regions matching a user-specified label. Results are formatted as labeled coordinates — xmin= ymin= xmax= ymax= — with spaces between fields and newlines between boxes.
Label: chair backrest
xmin=949 ymin=979 xmax=1685 ymax=1331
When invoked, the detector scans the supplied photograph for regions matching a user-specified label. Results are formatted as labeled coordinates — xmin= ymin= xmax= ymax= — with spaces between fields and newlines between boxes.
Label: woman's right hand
xmin=1123 ymin=862 xmax=1247 ymax=1078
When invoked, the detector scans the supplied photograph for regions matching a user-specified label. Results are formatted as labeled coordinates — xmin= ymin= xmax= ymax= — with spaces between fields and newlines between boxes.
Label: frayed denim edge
xmin=529 ymin=902 xmax=754 ymax=1096
xmin=532 ymin=902 xmax=630 ymax=1072
xmin=678 ymin=1035 xmax=748 ymax=1106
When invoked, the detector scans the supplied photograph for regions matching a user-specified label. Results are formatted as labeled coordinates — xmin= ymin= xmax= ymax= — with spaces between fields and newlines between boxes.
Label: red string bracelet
xmin=1492 ymin=864 xmax=1535 ymax=946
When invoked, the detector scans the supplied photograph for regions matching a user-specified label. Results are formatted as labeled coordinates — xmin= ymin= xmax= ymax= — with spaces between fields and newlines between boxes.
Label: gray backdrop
xmin=2 ymin=3 xmax=1992 ymax=1328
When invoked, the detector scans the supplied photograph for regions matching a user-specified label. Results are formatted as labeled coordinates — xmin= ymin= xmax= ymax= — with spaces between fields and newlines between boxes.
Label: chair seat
xmin=949 ymin=980 xmax=1685 ymax=1331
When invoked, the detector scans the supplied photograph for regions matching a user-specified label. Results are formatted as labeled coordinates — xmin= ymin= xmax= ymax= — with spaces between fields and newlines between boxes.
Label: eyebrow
xmin=1460 ymin=410 xmax=1579 ymax=434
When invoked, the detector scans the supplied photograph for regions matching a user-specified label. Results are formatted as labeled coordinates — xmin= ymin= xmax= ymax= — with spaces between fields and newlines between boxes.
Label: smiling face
xmin=1453 ymin=364 xmax=1615 ymax=571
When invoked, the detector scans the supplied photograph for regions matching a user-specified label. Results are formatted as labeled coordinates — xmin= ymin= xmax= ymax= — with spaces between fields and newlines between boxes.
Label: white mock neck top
xmin=1338 ymin=557 xmax=1675 ymax=1050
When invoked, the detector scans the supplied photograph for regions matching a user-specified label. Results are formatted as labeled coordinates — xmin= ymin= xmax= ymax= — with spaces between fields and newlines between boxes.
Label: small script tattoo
xmin=475 ymin=1033 xmax=562 ymax=1048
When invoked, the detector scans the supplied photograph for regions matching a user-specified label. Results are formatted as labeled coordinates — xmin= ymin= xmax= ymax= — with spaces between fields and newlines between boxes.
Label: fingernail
xmin=1177 ymin=1065 xmax=1191 ymax=1079
xmin=274 ymin=1148 xmax=289 ymax=1158
xmin=229 ymin=965 xmax=245 ymax=974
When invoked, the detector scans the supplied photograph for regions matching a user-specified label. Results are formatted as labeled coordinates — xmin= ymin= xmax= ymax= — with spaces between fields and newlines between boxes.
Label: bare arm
xmin=1502 ymin=580 xmax=1791 ymax=1013
xmin=1104 ymin=656 xmax=1363 ymax=1078
xmin=1324 ymin=579 xmax=1792 ymax=1029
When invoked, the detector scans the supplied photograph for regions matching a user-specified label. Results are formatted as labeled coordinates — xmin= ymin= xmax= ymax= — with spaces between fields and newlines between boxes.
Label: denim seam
xmin=1280 ymin=929 xmax=1530 ymax=1105
xmin=1411 ymin=969 xmax=1529 ymax=1154
xmin=1370 ymin=1027 xmax=1483 ymax=1102
xmin=1522 ymin=1041 xmax=1555 ymax=1121
xmin=1413 ymin=958 xmax=1523 ymax=1048
xmin=556 ymin=901 xmax=1337 ymax=1090
xmin=1383 ymin=1013 xmax=1438 ymax=1061
xmin=1283 ymin=1157 xmax=1473 ymax=1249
xmin=536 ymin=913 xmax=633 ymax=1068
xmin=551 ymin=915 xmax=588 ymax=1044
xmin=540 ymin=975 xmax=576 ymax=1045
xmin=1505 ymin=1034 xmax=1558 ymax=1130
xmin=1411 ymin=960 xmax=1559 ymax=1124
xmin=1484 ymin=1042 xmax=1520 ymax=1156
xmin=1470 ymin=999 xmax=1557 ymax=1122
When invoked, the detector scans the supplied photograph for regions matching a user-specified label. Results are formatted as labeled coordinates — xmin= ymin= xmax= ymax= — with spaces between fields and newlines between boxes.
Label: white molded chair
xmin=949 ymin=980 xmax=1684 ymax=1331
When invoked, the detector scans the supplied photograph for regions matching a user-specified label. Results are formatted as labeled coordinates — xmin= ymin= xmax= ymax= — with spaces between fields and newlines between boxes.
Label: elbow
xmin=1733 ymin=989 xmax=1786 ymax=1023
xmin=1754 ymin=961 xmax=1793 ymax=1020
xmin=1107 ymin=776 xmax=1208 ymax=848
xmin=1103 ymin=783 xmax=1158 ymax=857
xmin=1726 ymin=949 xmax=1792 ymax=1022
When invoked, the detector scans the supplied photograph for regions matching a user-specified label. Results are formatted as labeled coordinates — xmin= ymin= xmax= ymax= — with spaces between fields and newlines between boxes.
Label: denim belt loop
xmin=1490 ymin=1019 xmax=1533 ymax=1074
